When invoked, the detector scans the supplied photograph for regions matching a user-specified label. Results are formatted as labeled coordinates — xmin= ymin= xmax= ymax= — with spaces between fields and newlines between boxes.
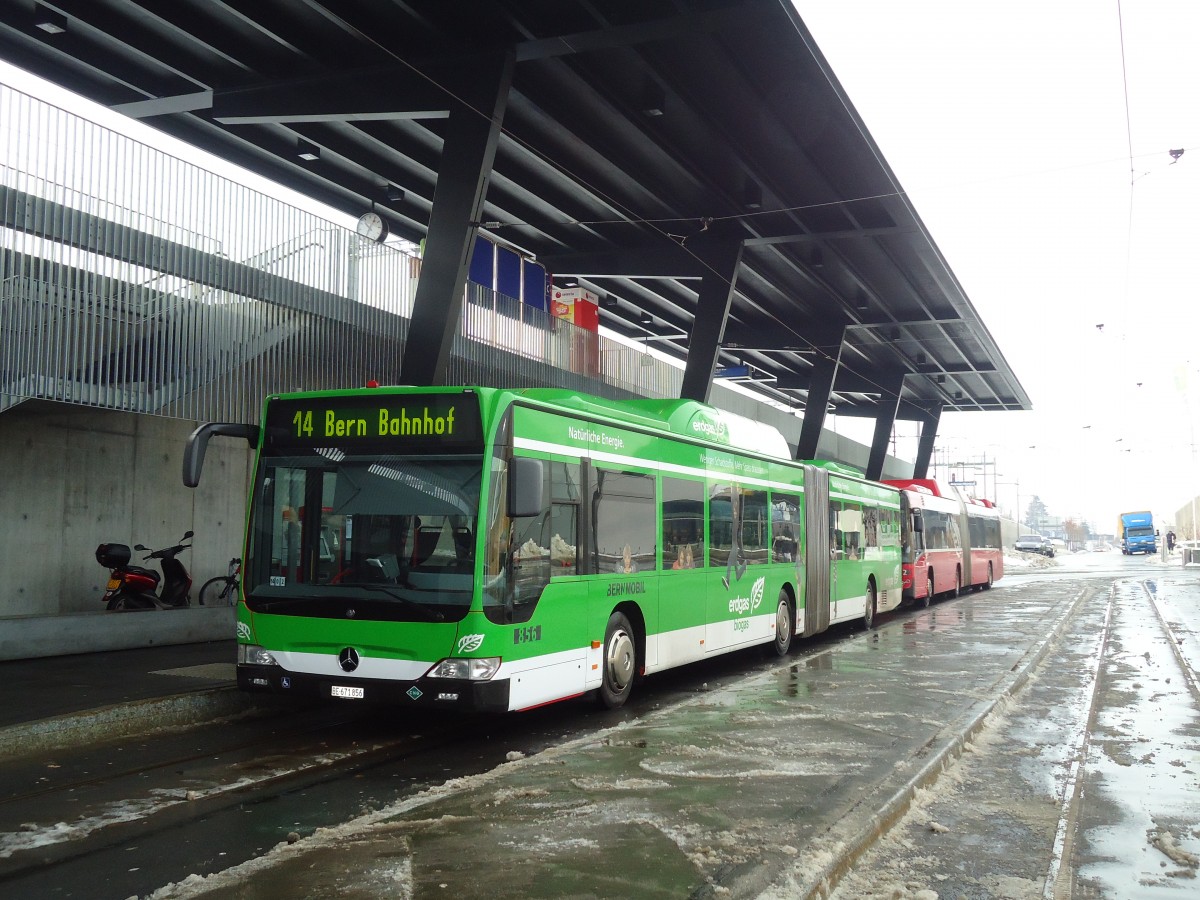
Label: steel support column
xmin=400 ymin=53 xmax=514 ymax=386
xmin=866 ymin=371 xmax=907 ymax=481
xmin=680 ymin=241 xmax=744 ymax=403
xmin=795 ymin=328 xmax=846 ymax=460
xmin=912 ymin=404 xmax=942 ymax=478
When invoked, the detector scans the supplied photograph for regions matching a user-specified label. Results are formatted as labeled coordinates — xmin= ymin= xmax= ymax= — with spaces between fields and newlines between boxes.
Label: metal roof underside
xmin=0 ymin=0 xmax=1030 ymax=419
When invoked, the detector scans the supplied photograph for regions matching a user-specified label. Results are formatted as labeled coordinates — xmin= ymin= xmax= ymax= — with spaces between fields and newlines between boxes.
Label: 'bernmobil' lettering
xmin=607 ymin=581 xmax=646 ymax=596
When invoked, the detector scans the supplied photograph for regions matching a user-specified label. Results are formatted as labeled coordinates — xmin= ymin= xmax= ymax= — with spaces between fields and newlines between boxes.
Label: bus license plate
xmin=330 ymin=685 xmax=364 ymax=699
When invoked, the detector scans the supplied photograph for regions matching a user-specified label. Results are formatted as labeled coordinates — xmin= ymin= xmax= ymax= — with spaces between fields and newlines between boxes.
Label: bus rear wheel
xmin=598 ymin=612 xmax=636 ymax=709
xmin=863 ymin=582 xmax=877 ymax=629
xmin=771 ymin=590 xmax=793 ymax=656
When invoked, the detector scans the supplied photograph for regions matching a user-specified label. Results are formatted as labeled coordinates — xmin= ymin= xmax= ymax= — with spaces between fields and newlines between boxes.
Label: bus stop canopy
xmin=0 ymin=0 xmax=1029 ymax=470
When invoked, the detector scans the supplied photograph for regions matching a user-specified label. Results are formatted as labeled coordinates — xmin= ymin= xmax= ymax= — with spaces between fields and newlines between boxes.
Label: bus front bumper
xmin=236 ymin=664 xmax=511 ymax=712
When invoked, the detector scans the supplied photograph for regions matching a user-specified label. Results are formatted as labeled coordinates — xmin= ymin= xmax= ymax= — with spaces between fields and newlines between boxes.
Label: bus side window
xmin=741 ymin=489 xmax=768 ymax=565
xmin=550 ymin=461 xmax=580 ymax=576
xmin=508 ymin=456 xmax=551 ymax=621
xmin=771 ymin=493 xmax=800 ymax=563
xmin=593 ymin=468 xmax=655 ymax=574
xmin=863 ymin=507 xmax=879 ymax=548
xmin=663 ymin=476 xmax=704 ymax=570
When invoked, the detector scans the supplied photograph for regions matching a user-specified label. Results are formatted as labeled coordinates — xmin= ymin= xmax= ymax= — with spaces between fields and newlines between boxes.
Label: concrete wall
xmin=0 ymin=401 xmax=253 ymax=622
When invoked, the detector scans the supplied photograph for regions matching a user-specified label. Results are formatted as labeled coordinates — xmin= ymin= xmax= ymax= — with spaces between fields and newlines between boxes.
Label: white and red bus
xmin=883 ymin=479 xmax=1003 ymax=606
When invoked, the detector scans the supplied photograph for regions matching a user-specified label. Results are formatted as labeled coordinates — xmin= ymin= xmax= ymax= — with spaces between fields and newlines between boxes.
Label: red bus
xmin=884 ymin=479 xmax=1003 ymax=606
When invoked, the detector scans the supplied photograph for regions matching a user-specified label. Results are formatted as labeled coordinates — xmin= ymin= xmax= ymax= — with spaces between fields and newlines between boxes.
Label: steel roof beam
xmin=912 ymin=404 xmax=942 ymax=478
xmin=865 ymin=370 xmax=906 ymax=481
xmin=679 ymin=239 xmax=743 ymax=404
xmin=400 ymin=51 xmax=514 ymax=386
xmin=795 ymin=326 xmax=847 ymax=460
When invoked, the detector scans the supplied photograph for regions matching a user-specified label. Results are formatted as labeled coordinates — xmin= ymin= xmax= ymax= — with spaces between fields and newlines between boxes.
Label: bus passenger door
xmin=803 ymin=466 xmax=831 ymax=637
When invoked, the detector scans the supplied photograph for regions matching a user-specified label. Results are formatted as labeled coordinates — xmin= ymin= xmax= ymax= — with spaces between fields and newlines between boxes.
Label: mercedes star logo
xmin=338 ymin=647 xmax=360 ymax=672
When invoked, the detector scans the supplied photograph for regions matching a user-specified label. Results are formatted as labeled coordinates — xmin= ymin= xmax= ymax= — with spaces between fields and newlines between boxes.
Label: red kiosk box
xmin=550 ymin=287 xmax=601 ymax=375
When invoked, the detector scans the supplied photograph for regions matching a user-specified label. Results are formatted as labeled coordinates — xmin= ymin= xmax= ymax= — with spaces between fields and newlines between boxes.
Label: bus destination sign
xmin=264 ymin=393 xmax=482 ymax=452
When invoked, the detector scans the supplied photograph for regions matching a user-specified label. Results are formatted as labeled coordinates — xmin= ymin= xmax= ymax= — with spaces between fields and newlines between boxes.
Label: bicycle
xmin=199 ymin=557 xmax=241 ymax=606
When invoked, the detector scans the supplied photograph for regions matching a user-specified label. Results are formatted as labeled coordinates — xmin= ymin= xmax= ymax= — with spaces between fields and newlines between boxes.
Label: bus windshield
xmin=245 ymin=452 xmax=482 ymax=622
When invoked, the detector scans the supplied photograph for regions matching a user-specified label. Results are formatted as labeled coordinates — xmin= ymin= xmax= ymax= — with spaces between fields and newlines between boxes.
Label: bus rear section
xmin=884 ymin=479 xmax=963 ymax=607
xmin=960 ymin=495 xmax=1002 ymax=589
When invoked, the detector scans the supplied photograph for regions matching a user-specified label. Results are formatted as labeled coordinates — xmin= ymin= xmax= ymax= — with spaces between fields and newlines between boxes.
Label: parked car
xmin=1015 ymin=534 xmax=1055 ymax=557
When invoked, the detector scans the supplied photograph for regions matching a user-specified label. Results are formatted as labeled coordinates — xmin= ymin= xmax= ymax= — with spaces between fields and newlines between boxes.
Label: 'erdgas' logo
xmin=729 ymin=577 xmax=767 ymax=615
xmin=691 ymin=418 xmax=728 ymax=438
xmin=750 ymin=576 xmax=765 ymax=611
xmin=457 ymin=633 xmax=485 ymax=653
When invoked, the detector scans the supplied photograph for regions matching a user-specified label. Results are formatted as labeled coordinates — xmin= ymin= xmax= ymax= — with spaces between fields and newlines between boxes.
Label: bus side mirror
xmin=183 ymin=423 xmax=261 ymax=487
xmin=508 ymin=457 xmax=544 ymax=518
xmin=912 ymin=510 xmax=924 ymax=533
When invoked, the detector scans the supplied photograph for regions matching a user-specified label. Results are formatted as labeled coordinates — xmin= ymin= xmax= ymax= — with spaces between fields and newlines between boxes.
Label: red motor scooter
xmin=96 ymin=531 xmax=193 ymax=610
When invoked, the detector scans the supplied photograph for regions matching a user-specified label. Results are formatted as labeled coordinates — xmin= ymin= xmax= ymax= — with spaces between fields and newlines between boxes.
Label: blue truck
xmin=1118 ymin=511 xmax=1157 ymax=555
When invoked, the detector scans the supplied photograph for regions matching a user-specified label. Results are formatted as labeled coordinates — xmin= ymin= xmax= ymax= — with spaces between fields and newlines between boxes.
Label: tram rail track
xmin=0 ymin=703 xmax=488 ymax=883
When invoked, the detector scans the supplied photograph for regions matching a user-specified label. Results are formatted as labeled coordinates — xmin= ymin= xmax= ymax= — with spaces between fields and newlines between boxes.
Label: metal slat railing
xmin=0 ymin=80 xmax=687 ymax=422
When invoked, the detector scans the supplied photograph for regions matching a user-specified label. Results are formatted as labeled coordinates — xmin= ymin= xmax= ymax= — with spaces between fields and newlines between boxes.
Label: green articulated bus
xmin=184 ymin=386 xmax=902 ymax=712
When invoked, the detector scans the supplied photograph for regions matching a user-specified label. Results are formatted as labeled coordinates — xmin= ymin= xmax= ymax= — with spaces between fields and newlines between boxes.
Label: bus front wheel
xmin=598 ymin=612 xmax=636 ymax=709
xmin=921 ymin=573 xmax=934 ymax=608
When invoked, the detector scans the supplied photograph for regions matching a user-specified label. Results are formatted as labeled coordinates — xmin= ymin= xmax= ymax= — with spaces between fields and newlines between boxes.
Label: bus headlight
xmin=238 ymin=644 xmax=278 ymax=666
xmin=428 ymin=657 xmax=501 ymax=681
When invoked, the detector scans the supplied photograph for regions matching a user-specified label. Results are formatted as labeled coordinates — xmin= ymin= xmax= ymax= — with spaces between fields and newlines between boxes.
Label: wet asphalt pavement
xmin=139 ymin=551 xmax=1200 ymax=900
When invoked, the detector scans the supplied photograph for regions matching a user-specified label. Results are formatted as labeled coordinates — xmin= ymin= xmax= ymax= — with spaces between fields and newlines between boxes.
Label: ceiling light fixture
xmin=639 ymin=312 xmax=653 ymax=325
xmin=743 ymin=178 xmax=762 ymax=210
xmin=296 ymin=139 xmax=320 ymax=161
xmin=640 ymin=80 xmax=665 ymax=117
xmin=855 ymin=291 xmax=869 ymax=311
xmin=810 ymin=248 xmax=824 ymax=269
xmin=34 ymin=4 xmax=66 ymax=34
xmin=936 ymin=374 xmax=946 ymax=384
xmin=385 ymin=184 xmax=404 ymax=202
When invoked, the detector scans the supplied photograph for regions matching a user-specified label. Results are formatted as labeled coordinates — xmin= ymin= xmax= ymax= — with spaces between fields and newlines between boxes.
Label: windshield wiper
xmin=341 ymin=583 xmax=446 ymax=621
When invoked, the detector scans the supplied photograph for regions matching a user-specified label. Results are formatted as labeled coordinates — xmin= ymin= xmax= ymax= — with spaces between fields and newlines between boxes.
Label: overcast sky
xmin=797 ymin=0 xmax=1200 ymax=532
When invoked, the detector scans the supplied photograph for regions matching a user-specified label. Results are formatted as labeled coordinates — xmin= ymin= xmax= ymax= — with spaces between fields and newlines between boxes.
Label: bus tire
xmin=771 ymin=590 xmax=793 ymax=656
xmin=598 ymin=611 xmax=636 ymax=709
xmin=863 ymin=581 xmax=877 ymax=629
xmin=921 ymin=572 xmax=934 ymax=608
